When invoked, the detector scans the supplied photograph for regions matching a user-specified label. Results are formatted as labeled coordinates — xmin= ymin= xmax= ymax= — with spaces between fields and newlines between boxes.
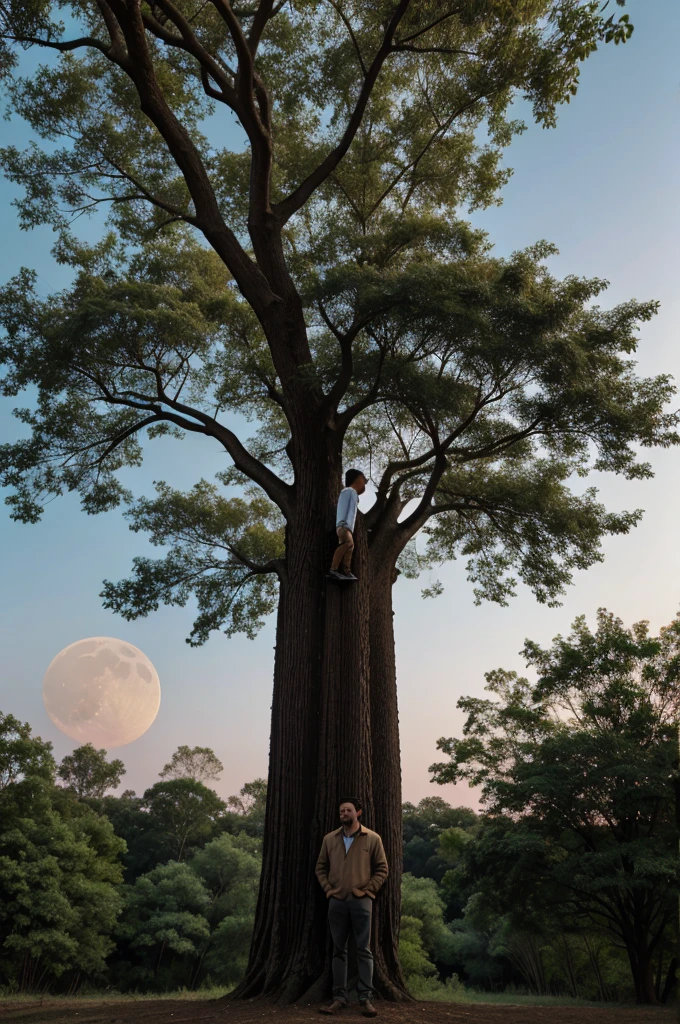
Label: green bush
xmin=111 ymin=831 xmax=262 ymax=992
xmin=0 ymin=716 xmax=125 ymax=993
xmin=398 ymin=916 xmax=436 ymax=982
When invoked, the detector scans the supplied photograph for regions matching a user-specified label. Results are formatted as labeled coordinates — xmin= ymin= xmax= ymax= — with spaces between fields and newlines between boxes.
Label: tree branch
xmin=74 ymin=361 xmax=294 ymax=516
xmin=396 ymin=10 xmax=462 ymax=45
xmin=6 ymin=2 xmax=276 ymax=316
xmin=366 ymin=91 xmax=487 ymax=219
xmin=365 ymin=443 xmax=440 ymax=530
xmin=143 ymin=0 xmax=241 ymax=111
xmin=4 ymin=33 xmax=114 ymax=59
xmin=209 ymin=0 xmax=253 ymax=78
xmin=368 ymin=389 xmax=491 ymax=523
xmin=152 ymin=385 xmax=294 ymax=516
xmin=396 ymin=451 xmax=449 ymax=535
xmin=98 ymin=0 xmax=278 ymax=318
xmin=95 ymin=0 xmax=128 ymax=61
xmin=332 ymin=342 xmax=388 ymax=429
xmin=206 ymin=0 xmax=271 ymax=140
xmin=94 ymin=413 xmax=165 ymax=464
xmin=106 ymin=157 xmax=196 ymax=222
xmin=273 ymin=0 xmax=413 ymax=223
xmin=226 ymin=544 xmax=283 ymax=577
xmin=317 ymin=304 xmax=381 ymax=416
xmin=392 ymin=44 xmax=478 ymax=56
xmin=248 ymin=0 xmax=277 ymax=54
xmin=327 ymin=0 xmax=367 ymax=75
xmin=451 ymin=417 xmax=544 ymax=462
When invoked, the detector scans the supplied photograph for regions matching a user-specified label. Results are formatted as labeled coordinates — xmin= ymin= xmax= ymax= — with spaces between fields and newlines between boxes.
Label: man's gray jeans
xmin=328 ymin=894 xmax=373 ymax=1003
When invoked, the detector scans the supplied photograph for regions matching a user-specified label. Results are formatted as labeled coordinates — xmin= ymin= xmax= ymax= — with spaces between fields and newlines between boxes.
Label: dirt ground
xmin=0 ymin=998 xmax=674 ymax=1024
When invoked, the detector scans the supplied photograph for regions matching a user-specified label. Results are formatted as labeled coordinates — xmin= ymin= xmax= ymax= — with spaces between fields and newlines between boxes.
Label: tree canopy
xmin=159 ymin=744 xmax=224 ymax=783
xmin=1 ymin=228 xmax=675 ymax=642
xmin=431 ymin=608 xmax=680 ymax=1004
xmin=402 ymin=796 xmax=477 ymax=884
xmin=142 ymin=778 xmax=227 ymax=861
xmin=0 ymin=711 xmax=55 ymax=791
xmin=0 ymin=1 xmax=661 ymax=648
xmin=58 ymin=743 xmax=127 ymax=798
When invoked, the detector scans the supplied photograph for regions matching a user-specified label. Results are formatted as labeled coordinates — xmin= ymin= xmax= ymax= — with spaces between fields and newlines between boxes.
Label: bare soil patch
xmin=0 ymin=998 xmax=673 ymax=1024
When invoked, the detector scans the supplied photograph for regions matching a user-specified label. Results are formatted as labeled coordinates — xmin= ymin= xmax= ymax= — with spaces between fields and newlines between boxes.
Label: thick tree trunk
xmin=368 ymin=561 xmax=409 ymax=999
xmin=660 ymin=956 xmax=677 ymax=1004
xmin=235 ymin=493 xmax=383 ymax=1001
xmin=235 ymin=499 xmax=329 ymax=1000
xmin=626 ymin=941 xmax=660 ymax=1005
xmin=296 ymin=515 xmax=374 ymax=1003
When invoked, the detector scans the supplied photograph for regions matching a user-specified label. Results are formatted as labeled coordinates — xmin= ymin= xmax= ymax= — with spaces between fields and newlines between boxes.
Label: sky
xmin=0 ymin=0 xmax=678 ymax=810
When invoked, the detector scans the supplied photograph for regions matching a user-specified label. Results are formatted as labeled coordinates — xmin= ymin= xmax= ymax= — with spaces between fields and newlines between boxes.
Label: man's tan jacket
xmin=315 ymin=824 xmax=388 ymax=901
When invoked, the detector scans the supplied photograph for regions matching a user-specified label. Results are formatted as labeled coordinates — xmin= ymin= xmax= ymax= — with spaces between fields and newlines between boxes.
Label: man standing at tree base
xmin=315 ymin=798 xmax=388 ymax=1016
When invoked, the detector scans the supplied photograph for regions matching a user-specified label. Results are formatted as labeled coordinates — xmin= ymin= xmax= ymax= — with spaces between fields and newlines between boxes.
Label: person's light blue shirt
xmin=343 ymin=829 xmax=359 ymax=853
xmin=336 ymin=487 xmax=359 ymax=531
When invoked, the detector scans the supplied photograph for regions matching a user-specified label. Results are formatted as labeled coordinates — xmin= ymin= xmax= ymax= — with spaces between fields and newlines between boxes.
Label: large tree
xmin=159 ymin=744 xmax=224 ymax=783
xmin=430 ymin=609 xmax=680 ymax=1004
xmin=0 ymin=0 xmax=672 ymax=1001
xmin=142 ymin=778 xmax=227 ymax=860
xmin=58 ymin=742 xmax=126 ymax=798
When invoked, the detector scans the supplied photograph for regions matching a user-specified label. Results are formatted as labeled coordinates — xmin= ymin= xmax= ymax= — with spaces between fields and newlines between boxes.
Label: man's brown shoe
xmin=319 ymin=1000 xmax=346 ymax=1015
xmin=361 ymin=1000 xmax=378 ymax=1018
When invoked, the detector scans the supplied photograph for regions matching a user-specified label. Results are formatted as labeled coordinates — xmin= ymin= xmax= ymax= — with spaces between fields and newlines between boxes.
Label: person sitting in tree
xmin=327 ymin=469 xmax=367 ymax=582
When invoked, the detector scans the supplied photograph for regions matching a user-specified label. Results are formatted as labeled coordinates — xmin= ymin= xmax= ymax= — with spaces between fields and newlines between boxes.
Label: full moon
xmin=43 ymin=637 xmax=161 ymax=748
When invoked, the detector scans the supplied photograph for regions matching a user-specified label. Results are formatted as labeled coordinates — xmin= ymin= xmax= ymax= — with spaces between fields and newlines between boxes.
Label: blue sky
xmin=1 ymin=0 xmax=679 ymax=807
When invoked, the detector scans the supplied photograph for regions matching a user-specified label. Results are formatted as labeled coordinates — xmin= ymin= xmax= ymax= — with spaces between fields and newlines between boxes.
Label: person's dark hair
xmin=338 ymin=796 xmax=362 ymax=813
xmin=345 ymin=468 xmax=366 ymax=487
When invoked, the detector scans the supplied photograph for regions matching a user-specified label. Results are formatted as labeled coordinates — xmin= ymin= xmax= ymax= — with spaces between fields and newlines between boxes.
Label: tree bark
xmin=625 ymin=940 xmax=660 ymax=1005
xmin=234 ymin=482 xmax=329 ymax=1000
xmin=660 ymin=956 xmax=677 ymax=1004
xmin=297 ymin=514 xmax=375 ymax=1002
xmin=235 ymin=488 xmax=392 ymax=1000
xmin=368 ymin=560 xmax=409 ymax=999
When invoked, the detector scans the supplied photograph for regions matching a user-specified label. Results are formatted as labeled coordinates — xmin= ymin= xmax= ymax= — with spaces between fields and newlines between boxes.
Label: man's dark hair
xmin=345 ymin=469 xmax=366 ymax=487
xmin=338 ymin=796 xmax=362 ymax=812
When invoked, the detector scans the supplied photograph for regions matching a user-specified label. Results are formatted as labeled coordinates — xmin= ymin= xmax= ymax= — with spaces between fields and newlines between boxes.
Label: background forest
xmin=1 ymin=609 xmax=677 ymax=1006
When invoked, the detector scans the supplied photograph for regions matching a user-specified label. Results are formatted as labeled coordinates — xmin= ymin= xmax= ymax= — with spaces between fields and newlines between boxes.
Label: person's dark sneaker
xmin=327 ymin=569 xmax=353 ymax=582
xmin=360 ymin=1000 xmax=378 ymax=1017
xmin=319 ymin=999 xmax=346 ymax=1014
xmin=341 ymin=571 xmax=358 ymax=580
